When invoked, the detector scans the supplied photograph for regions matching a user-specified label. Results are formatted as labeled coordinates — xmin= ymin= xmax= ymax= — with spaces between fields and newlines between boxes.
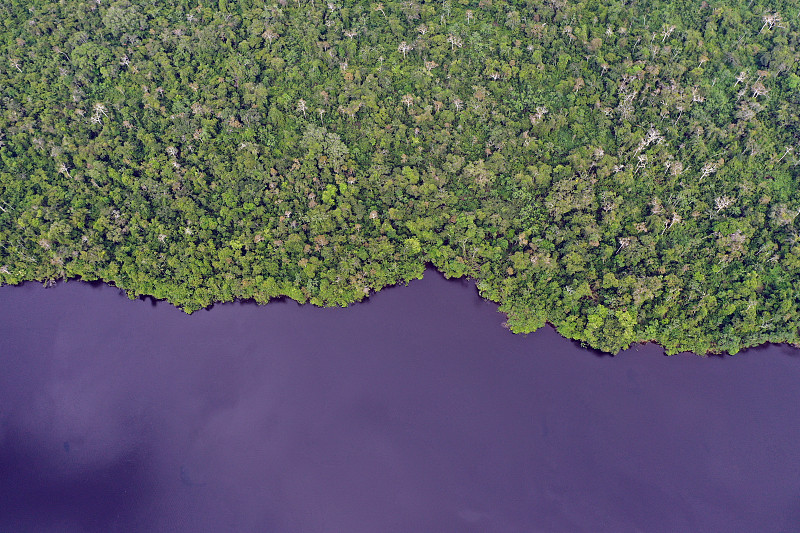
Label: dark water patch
xmin=137 ymin=294 xmax=160 ymax=307
xmin=0 ymin=424 xmax=153 ymax=532
xmin=568 ymin=336 xmax=615 ymax=358
xmin=1 ymin=269 xmax=799 ymax=532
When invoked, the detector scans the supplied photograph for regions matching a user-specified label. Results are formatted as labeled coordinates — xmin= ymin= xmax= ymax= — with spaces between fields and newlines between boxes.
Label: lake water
xmin=1 ymin=269 xmax=799 ymax=532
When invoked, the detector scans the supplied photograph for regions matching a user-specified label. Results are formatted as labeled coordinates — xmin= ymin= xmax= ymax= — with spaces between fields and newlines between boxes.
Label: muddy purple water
xmin=1 ymin=269 xmax=799 ymax=532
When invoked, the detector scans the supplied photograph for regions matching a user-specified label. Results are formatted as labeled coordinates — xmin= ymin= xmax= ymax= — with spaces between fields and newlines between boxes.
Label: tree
xmin=398 ymin=41 xmax=412 ymax=59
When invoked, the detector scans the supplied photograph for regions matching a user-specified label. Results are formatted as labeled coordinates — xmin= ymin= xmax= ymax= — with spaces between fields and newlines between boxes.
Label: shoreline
xmin=4 ymin=267 xmax=798 ymax=359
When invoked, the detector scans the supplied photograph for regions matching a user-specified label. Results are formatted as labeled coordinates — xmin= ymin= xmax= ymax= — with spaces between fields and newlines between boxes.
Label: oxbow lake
xmin=1 ymin=268 xmax=799 ymax=532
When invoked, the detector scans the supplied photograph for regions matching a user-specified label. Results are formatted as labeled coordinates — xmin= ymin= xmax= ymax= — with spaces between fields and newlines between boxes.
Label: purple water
xmin=1 ymin=269 xmax=799 ymax=532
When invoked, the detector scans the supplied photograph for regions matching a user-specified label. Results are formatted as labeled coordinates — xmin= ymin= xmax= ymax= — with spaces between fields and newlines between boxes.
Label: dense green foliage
xmin=2 ymin=0 xmax=800 ymax=354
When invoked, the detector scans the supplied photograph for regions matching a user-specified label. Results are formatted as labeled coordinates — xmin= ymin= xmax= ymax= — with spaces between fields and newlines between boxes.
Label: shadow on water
xmin=84 ymin=280 xmax=109 ymax=291
xmin=735 ymin=341 xmax=800 ymax=358
xmin=138 ymin=294 xmax=159 ymax=307
xmin=700 ymin=351 xmax=728 ymax=359
xmin=426 ymin=268 xmax=494 ymax=308
xmin=569 ymin=335 xmax=615 ymax=358
xmin=230 ymin=295 xmax=301 ymax=312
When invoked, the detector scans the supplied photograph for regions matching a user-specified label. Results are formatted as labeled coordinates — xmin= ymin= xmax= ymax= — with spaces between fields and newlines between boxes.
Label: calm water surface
xmin=1 ymin=269 xmax=799 ymax=532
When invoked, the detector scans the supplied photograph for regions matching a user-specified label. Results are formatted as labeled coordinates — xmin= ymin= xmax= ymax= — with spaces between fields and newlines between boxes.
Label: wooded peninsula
xmin=2 ymin=0 xmax=799 ymax=354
